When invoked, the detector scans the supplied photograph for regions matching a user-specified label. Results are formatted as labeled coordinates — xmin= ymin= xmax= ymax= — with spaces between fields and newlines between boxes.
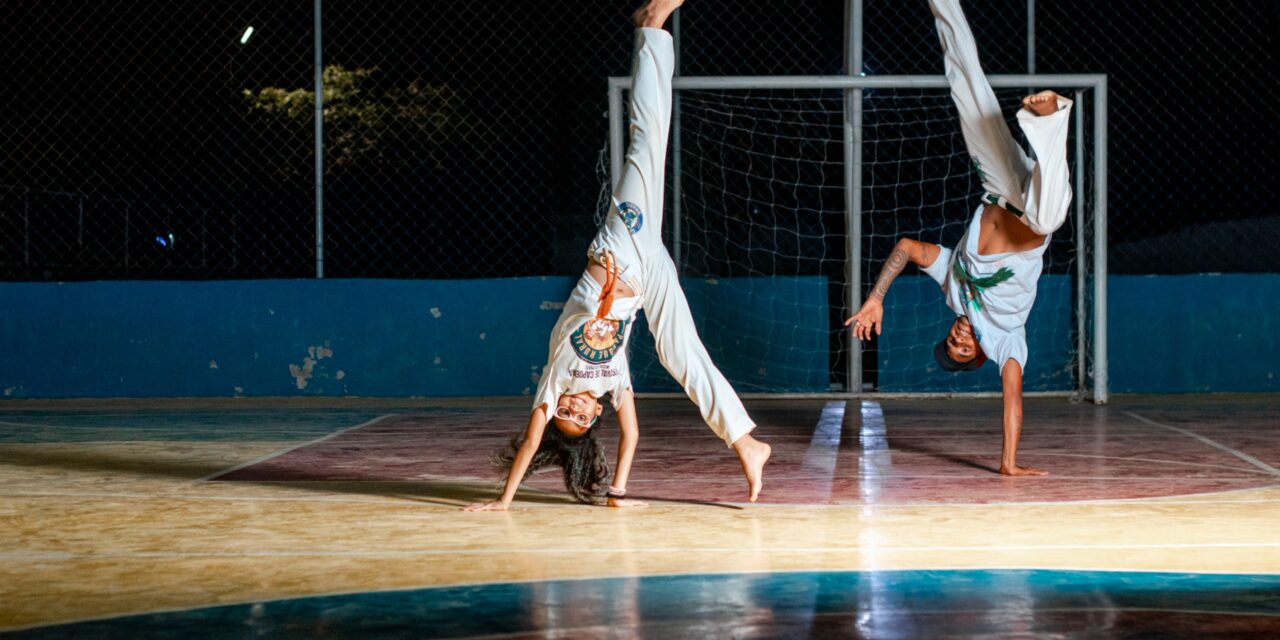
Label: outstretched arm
xmin=845 ymin=238 xmax=941 ymax=341
xmin=463 ymin=406 xmax=548 ymax=511
xmin=608 ymin=390 xmax=648 ymax=508
xmin=998 ymin=360 xmax=1047 ymax=476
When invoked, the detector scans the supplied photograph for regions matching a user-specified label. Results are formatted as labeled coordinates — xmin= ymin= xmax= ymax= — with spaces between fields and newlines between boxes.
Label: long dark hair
xmin=496 ymin=419 xmax=610 ymax=504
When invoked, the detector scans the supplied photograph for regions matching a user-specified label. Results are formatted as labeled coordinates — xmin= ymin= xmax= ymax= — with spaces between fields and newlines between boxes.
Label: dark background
xmin=0 ymin=0 xmax=1276 ymax=281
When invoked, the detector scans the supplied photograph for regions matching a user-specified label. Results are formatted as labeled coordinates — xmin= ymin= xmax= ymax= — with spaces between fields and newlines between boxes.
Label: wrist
xmin=606 ymin=485 xmax=627 ymax=499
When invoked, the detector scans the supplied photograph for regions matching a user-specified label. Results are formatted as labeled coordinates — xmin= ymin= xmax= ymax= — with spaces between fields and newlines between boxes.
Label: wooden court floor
xmin=1 ymin=395 xmax=1278 ymax=636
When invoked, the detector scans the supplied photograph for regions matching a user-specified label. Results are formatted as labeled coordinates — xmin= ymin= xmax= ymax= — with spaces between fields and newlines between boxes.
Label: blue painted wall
xmin=629 ymin=277 xmax=830 ymax=393
xmin=0 ymin=274 xmax=1275 ymax=398
xmin=1108 ymin=274 xmax=1279 ymax=393
xmin=0 ymin=277 xmax=828 ymax=398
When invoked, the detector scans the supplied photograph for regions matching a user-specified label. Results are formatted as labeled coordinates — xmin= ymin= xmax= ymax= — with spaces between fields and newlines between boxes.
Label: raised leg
xmin=929 ymin=0 xmax=1032 ymax=204
xmin=642 ymin=256 xmax=770 ymax=501
xmin=605 ymin=24 xmax=677 ymax=257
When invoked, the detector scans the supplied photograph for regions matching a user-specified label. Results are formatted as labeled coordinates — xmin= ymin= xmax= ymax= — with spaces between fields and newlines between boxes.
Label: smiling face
xmin=945 ymin=316 xmax=980 ymax=363
xmin=551 ymin=391 xmax=603 ymax=437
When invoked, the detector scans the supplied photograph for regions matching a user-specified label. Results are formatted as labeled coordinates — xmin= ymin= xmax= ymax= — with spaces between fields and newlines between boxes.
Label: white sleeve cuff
xmin=921 ymin=246 xmax=953 ymax=286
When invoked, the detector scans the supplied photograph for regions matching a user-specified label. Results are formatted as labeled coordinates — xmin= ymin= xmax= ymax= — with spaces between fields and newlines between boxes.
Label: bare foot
xmin=462 ymin=500 xmax=510 ymax=512
xmin=999 ymin=464 xmax=1048 ymax=477
xmin=633 ymin=0 xmax=684 ymax=29
xmin=732 ymin=434 xmax=771 ymax=502
xmin=1021 ymin=90 xmax=1060 ymax=117
xmin=607 ymin=497 xmax=649 ymax=508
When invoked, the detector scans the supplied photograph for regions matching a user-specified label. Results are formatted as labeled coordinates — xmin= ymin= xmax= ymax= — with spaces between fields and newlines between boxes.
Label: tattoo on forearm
xmin=870 ymin=246 xmax=909 ymax=301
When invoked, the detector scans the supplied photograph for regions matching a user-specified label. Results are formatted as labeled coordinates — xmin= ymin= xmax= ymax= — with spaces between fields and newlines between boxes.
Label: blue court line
xmin=8 ymin=570 xmax=1279 ymax=637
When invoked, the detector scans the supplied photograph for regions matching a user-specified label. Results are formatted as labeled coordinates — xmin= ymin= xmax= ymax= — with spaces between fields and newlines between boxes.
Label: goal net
xmin=605 ymin=76 xmax=1106 ymax=399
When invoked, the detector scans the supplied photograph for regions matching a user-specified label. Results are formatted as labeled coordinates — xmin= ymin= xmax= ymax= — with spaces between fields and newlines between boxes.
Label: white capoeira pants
xmin=591 ymin=27 xmax=756 ymax=447
xmin=930 ymin=0 xmax=1073 ymax=235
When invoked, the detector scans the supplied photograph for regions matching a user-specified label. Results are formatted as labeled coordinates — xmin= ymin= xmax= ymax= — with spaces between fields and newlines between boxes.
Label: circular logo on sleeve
xmin=617 ymin=201 xmax=644 ymax=235
xmin=570 ymin=318 xmax=630 ymax=364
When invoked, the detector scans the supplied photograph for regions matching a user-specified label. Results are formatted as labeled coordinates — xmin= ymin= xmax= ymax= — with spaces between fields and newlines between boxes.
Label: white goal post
xmin=608 ymin=74 xmax=1107 ymax=403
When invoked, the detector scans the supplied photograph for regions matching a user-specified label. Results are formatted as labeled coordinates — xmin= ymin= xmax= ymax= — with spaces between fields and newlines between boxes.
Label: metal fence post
xmin=1093 ymin=77 xmax=1108 ymax=404
xmin=1027 ymin=0 xmax=1036 ymax=74
xmin=844 ymin=0 xmax=864 ymax=393
xmin=671 ymin=8 xmax=683 ymax=272
xmin=609 ymin=79 xmax=624 ymax=189
xmin=1074 ymin=90 xmax=1086 ymax=398
xmin=314 ymin=0 xmax=325 ymax=279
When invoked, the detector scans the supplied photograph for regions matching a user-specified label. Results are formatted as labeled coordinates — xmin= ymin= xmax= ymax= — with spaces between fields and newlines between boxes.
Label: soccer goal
xmin=606 ymin=75 xmax=1107 ymax=402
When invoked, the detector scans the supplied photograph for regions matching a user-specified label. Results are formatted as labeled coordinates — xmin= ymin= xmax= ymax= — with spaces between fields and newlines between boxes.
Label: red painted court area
xmin=214 ymin=397 xmax=1280 ymax=505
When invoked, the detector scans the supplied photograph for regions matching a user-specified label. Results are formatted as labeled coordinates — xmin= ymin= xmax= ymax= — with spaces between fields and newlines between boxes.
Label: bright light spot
xmin=240 ymin=26 xmax=255 ymax=45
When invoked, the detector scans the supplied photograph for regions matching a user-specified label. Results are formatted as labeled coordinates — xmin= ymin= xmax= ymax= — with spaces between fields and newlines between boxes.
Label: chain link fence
xmin=0 ymin=1 xmax=316 ymax=280
xmin=1 ymin=1 xmax=1275 ymax=281
xmin=1039 ymin=1 xmax=1280 ymax=273
xmin=863 ymin=0 xmax=1280 ymax=274
xmin=317 ymin=1 xmax=634 ymax=278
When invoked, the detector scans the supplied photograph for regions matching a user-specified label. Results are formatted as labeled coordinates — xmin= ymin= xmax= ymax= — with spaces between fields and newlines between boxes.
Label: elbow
xmin=620 ymin=424 xmax=640 ymax=441
xmin=519 ymin=436 xmax=542 ymax=457
xmin=894 ymin=237 xmax=915 ymax=260
xmin=897 ymin=237 xmax=933 ymax=266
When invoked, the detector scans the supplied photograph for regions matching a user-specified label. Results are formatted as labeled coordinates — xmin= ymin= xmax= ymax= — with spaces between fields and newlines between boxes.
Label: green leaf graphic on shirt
xmin=953 ymin=260 xmax=1015 ymax=311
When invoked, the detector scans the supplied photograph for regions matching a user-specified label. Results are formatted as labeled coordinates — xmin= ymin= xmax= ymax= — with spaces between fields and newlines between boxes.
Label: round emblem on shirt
xmin=617 ymin=201 xmax=644 ymax=235
xmin=570 ymin=318 xmax=630 ymax=364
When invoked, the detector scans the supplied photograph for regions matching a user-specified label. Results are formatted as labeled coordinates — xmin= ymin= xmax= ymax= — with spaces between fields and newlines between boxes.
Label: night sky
xmin=1 ymin=0 xmax=1276 ymax=280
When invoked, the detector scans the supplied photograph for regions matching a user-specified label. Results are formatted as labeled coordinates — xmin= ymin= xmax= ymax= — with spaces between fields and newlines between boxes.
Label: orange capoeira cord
xmin=595 ymin=251 xmax=619 ymax=321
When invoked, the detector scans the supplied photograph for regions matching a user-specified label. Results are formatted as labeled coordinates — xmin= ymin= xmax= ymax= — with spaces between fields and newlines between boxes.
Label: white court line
xmin=799 ymin=401 xmax=845 ymax=474
xmin=585 ymin=469 xmax=1274 ymax=482
xmin=2 ymin=489 xmax=1277 ymax=509
xmin=0 ymin=490 xmax=422 ymax=505
xmin=6 ymin=542 xmax=1280 ymax=561
xmin=0 ymin=412 xmax=392 ymax=430
xmin=799 ymin=401 xmax=845 ymax=502
xmin=1015 ymin=452 xmax=1277 ymax=474
xmin=637 ymin=449 xmax=1273 ymax=475
xmin=195 ymin=414 xmax=394 ymax=482
xmin=1125 ymin=411 xmax=1280 ymax=476
xmin=859 ymin=401 xmax=892 ymax=503
xmin=872 ymin=451 xmax=1276 ymax=475
xmin=634 ymin=450 xmax=1275 ymax=476
xmin=706 ymin=482 xmax=1280 ymax=509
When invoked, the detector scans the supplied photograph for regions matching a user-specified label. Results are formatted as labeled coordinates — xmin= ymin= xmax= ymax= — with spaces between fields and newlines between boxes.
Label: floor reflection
xmin=14 ymin=570 xmax=1280 ymax=638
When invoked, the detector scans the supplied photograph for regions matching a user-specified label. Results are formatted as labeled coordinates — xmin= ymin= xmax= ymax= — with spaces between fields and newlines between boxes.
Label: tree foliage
xmin=242 ymin=65 xmax=481 ymax=181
